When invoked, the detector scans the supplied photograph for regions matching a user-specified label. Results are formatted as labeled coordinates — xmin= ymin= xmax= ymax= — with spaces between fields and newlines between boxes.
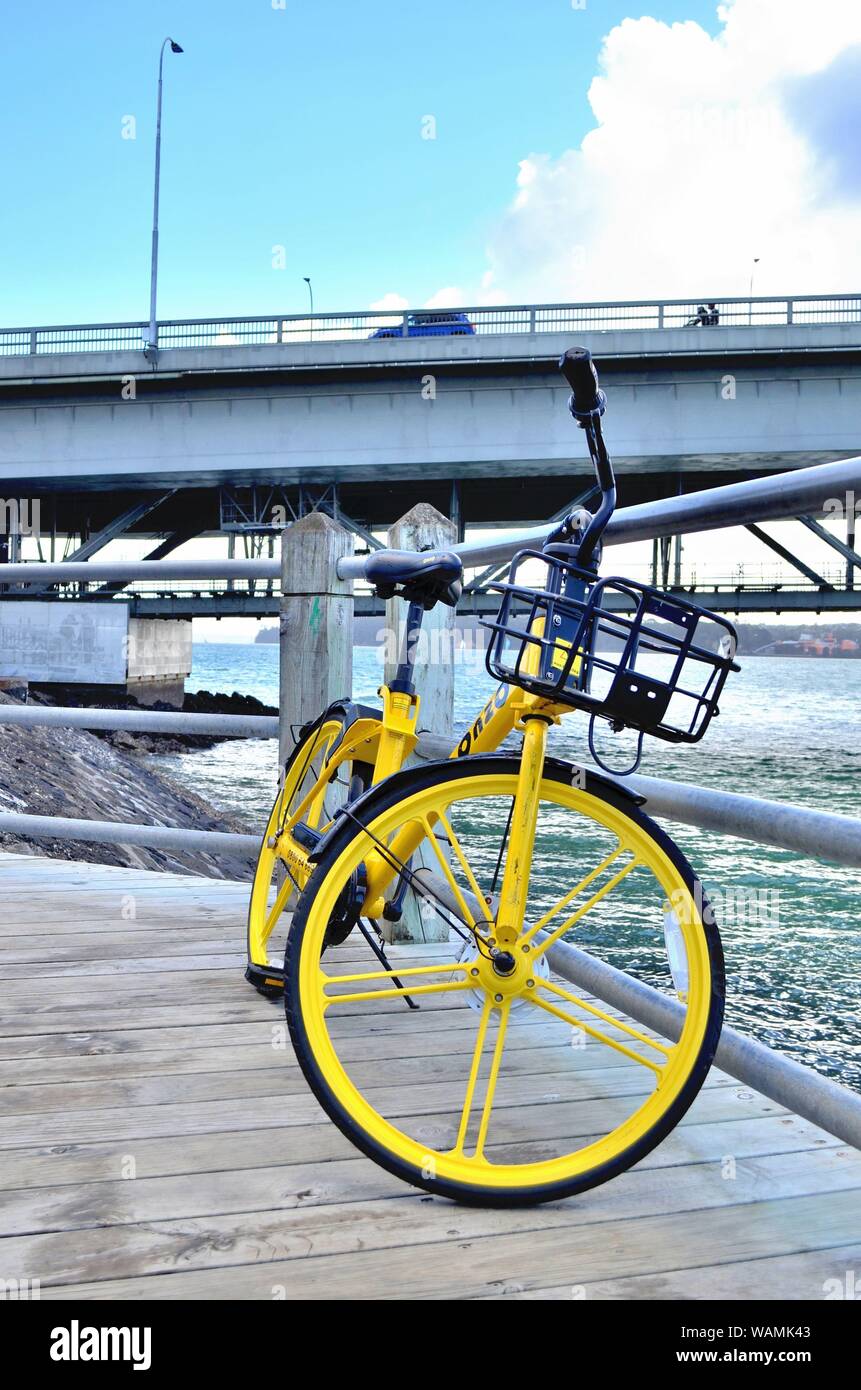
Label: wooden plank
xmin=0 ymin=1047 xmax=735 ymax=1121
xmin=475 ymin=1244 xmax=861 ymax=1300
xmin=28 ymin=1187 xmax=861 ymax=1300
xmin=0 ymin=931 xmax=247 ymax=959
xmin=0 ymin=1023 xmax=592 ymax=1086
xmin=0 ymin=952 xmax=249 ymax=979
xmin=0 ymin=999 xmax=277 ymax=1038
xmin=0 ymin=1010 xmax=558 ymax=1063
xmin=0 ymin=1123 xmax=851 ymax=1239
xmin=0 ymin=1074 xmax=769 ymax=1151
xmin=0 ymin=1112 xmax=834 ymax=1196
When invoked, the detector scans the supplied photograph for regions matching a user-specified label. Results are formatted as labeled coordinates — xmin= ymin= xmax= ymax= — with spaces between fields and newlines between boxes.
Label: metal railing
xmin=0 ymin=706 xmax=277 ymax=738
xmin=0 ymin=567 xmax=848 ymax=607
xmin=337 ymin=455 xmax=861 ymax=577
xmin=2 ymin=293 xmax=860 ymax=357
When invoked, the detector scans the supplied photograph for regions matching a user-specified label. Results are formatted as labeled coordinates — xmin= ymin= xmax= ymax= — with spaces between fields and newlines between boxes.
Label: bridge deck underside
xmin=6 ymin=466 xmax=837 ymax=538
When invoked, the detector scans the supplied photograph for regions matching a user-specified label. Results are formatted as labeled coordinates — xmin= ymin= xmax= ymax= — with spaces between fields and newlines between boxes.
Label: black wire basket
xmin=482 ymin=550 xmax=739 ymax=744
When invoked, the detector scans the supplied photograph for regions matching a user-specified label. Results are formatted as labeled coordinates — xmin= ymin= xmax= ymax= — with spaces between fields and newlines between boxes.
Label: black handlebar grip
xmin=559 ymin=346 xmax=604 ymax=417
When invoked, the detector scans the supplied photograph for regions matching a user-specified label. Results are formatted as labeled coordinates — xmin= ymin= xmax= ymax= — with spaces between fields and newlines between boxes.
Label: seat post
xmin=391 ymin=599 xmax=426 ymax=694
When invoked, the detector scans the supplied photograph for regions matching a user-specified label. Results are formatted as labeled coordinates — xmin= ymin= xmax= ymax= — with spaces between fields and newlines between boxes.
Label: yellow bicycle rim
xmin=293 ymin=768 xmax=716 ymax=1195
xmin=247 ymin=716 xmax=346 ymax=969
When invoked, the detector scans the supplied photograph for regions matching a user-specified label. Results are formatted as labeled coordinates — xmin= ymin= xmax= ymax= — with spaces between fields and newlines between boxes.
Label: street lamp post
xmin=146 ymin=37 xmax=184 ymax=360
xmin=303 ymin=276 xmax=314 ymax=339
xmin=748 ymin=256 xmax=760 ymax=325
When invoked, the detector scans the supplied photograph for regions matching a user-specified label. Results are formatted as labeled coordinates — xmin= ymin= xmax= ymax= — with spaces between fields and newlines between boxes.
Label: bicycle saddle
xmin=365 ymin=549 xmax=463 ymax=608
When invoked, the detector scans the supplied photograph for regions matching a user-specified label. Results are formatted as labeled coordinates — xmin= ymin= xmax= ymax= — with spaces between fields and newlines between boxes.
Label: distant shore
xmin=255 ymin=616 xmax=861 ymax=655
xmin=0 ymin=688 xmax=265 ymax=878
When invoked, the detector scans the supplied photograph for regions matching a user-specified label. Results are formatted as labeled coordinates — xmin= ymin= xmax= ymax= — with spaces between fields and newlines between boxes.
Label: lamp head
xmin=170 ymin=40 xmax=184 ymax=53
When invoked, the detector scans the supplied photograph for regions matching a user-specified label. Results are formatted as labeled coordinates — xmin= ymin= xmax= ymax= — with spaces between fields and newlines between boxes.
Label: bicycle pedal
xmin=245 ymin=963 xmax=285 ymax=998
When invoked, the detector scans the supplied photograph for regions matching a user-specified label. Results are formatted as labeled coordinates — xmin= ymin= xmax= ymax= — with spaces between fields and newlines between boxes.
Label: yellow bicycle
xmin=247 ymin=347 xmax=739 ymax=1205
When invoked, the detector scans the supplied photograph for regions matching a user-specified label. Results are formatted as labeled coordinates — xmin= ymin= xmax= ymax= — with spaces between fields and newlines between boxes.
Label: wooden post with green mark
xmin=279 ymin=511 xmax=354 ymax=774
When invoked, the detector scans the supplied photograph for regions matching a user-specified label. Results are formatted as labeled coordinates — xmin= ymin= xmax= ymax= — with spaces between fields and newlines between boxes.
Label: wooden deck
xmin=1 ymin=850 xmax=859 ymax=1301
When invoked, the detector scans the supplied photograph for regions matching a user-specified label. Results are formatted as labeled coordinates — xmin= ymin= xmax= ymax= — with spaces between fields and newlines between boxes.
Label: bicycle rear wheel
xmin=246 ymin=703 xmax=375 ymax=996
xmin=285 ymin=755 xmax=724 ymax=1205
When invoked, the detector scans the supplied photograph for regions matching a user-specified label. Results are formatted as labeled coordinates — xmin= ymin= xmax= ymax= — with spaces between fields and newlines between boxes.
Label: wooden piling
xmin=279 ymin=513 xmax=354 ymax=774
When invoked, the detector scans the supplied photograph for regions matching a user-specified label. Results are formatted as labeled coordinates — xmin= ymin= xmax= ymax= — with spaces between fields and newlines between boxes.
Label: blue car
xmin=370 ymin=311 xmax=476 ymax=339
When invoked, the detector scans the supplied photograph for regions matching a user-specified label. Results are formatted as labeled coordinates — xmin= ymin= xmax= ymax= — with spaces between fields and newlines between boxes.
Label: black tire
xmin=285 ymin=754 xmax=725 ymax=1207
xmin=246 ymin=701 xmax=375 ymax=996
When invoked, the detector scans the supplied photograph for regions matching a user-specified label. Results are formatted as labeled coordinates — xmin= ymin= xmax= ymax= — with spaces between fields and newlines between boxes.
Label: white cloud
xmin=481 ymin=0 xmax=861 ymax=302
xmin=369 ymin=292 xmax=409 ymax=311
xmin=422 ymin=286 xmax=467 ymax=309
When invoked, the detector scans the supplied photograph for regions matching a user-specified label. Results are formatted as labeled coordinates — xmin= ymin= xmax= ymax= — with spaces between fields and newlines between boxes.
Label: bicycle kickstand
xmin=356 ymin=919 xmax=420 ymax=1010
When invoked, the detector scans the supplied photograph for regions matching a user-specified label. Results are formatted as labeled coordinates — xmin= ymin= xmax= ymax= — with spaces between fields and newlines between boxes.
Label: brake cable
xmin=337 ymin=805 xmax=496 ymax=959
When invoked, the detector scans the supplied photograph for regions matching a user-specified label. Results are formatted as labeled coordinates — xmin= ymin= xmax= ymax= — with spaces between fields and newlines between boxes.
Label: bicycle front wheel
xmin=286 ymin=755 xmax=725 ymax=1205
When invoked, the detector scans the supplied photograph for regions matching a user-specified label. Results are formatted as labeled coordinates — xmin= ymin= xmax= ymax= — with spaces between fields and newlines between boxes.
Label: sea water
xmin=157 ymin=642 xmax=861 ymax=1087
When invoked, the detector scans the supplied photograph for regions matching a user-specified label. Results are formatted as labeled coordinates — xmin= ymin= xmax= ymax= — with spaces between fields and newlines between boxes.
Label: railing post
xmin=383 ymin=503 xmax=456 ymax=943
xmin=29 ymin=329 xmax=37 ymax=355
xmin=279 ymin=513 xmax=354 ymax=775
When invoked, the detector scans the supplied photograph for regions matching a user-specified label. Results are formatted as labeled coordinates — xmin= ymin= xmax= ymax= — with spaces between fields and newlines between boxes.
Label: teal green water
xmin=165 ymin=642 xmax=861 ymax=1089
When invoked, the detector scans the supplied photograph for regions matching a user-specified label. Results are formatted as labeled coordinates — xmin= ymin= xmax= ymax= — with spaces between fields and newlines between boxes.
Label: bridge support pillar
xmin=383 ymin=503 xmax=456 ymax=943
xmin=278 ymin=513 xmax=354 ymax=775
xmin=660 ymin=536 xmax=671 ymax=588
xmin=449 ymin=479 xmax=465 ymax=542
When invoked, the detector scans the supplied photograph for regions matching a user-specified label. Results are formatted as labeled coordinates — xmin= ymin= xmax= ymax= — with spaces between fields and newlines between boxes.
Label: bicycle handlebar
xmin=559 ymin=346 xmax=605 ymax=419
xmin=551 ymin=347 xmax=615 ymax=568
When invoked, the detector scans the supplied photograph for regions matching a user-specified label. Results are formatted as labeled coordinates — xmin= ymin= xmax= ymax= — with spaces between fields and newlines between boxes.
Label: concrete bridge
xmin=1 ymin=295 xmax=860 ymax=546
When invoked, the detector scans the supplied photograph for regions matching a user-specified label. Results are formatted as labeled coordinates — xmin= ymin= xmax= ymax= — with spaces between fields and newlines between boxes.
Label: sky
xmin=1 ymin=0 xmax=859 ymax=325
xmin=3 ymin=0 xmax=861 ymax=636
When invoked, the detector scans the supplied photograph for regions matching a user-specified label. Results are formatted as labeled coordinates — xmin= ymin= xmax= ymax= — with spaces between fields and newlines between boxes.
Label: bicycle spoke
xmin=524 ymin=855 xmax=640 ymax=959
xmin=264 ymin=874 xmax=295 ymax=938
xmin=451 ymin=997 xmax=491 ymax=1155
xmin=434 ymin=809 xmax=495 ymax=926
xmin=276 ymin=730 xmax=336 ymax=834
xmin=321 ymin=961 xmax=471 ymax=1007
xmin=525 ymin=991 xmax=665 ymax=1077
xmin=339 ymin=807 xmax=480 ymax=942
xmin=537 ymin=977 xmax=672 ymax=1058
xmin=521 ymin=844 xmax=625 ymax=944
xmin=406 ymin=811 xmax=484 ymax=934
xmin=474 ymin=1000 xmax=511 ymax=1157
xmin=449 ymin=998 xmax=513 ymax=1160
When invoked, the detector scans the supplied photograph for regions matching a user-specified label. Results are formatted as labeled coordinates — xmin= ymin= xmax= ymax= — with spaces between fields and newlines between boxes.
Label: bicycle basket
xmin=482 ymin=549 xmax=739 ymax=744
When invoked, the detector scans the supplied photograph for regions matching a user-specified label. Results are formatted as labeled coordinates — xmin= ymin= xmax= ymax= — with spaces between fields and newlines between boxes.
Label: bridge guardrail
xmin=2 ymin=293 xmax=860 ymax=357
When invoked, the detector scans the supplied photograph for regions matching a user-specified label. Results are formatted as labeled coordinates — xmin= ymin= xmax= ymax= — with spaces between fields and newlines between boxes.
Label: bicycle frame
xmin=268 ymin=353 xmax=615 ymax=937
xmin=274 ymin=673 xmax=569 ymax=933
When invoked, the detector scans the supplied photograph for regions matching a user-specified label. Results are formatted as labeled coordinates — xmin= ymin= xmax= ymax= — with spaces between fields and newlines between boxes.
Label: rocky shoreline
xmin=0 ymin=688 xmax=273 ymax=879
